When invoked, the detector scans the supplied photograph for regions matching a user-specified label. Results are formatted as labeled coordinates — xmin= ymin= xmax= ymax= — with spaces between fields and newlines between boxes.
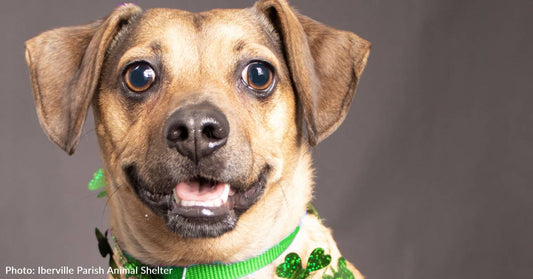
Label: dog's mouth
xmin=174 ymin=179 xmax=233 ymax=215
xmin=125 ymin=166 xmax=268 ymax=238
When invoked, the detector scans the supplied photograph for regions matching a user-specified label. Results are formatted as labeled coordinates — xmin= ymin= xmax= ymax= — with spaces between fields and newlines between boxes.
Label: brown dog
xmin=25 ymin=1 xmax=369 ymax=278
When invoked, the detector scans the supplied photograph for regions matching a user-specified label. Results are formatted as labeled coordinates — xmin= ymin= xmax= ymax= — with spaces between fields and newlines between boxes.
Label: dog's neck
xmin=107 ymin=149 xmax=314 ymax=266
xmin=109 ymin=222 xmax=302 ymax=279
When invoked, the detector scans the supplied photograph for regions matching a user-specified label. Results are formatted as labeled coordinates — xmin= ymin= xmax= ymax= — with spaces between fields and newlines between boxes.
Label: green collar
xmin=110 ymin=225 xmax=300 ymax=279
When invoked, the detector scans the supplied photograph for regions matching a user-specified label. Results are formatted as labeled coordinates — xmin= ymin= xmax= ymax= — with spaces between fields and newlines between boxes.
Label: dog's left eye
xmin=123 ymin=62 xmax=156 ymax=93
xmin=241 ymin=61 xmax=275 ymax=95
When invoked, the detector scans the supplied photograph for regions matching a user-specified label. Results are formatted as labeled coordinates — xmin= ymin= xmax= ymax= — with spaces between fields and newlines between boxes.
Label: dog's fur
xmin=25 ymin=1 xmax=370 ymax=278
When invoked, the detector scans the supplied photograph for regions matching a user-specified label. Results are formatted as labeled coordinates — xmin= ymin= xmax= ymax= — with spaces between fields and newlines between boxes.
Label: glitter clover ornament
xmin=323 ymin=258 xmax=355 ymax=279
xmin=276 ymin=248 xmax=332 ymax=279
xmin=88 ymin=168 xmax=107 ymax=198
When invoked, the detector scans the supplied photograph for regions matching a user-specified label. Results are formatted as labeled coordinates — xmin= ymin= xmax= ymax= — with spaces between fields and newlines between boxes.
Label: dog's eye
xmin=241 ymin=62 xmax=275 ymax=94
xmin=124 ymin=63 xmax=156 ymax=93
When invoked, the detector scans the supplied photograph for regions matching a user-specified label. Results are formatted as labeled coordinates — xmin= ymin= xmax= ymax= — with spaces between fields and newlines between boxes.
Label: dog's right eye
xmin=123 ymin=63 xmax=156 ymax=93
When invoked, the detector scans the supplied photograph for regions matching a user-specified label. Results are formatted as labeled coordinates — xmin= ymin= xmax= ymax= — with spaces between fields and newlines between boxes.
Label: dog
xmin=25 ymin=1 xmax=370 ymax=278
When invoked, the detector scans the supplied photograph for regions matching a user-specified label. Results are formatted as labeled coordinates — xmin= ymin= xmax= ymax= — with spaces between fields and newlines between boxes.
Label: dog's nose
xmin=164 ymin=102 xmax=229 ymax=163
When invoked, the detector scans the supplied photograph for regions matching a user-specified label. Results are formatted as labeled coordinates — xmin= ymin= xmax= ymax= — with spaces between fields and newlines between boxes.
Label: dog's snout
xmin=165 ymin=102 xmax=229 ymax=163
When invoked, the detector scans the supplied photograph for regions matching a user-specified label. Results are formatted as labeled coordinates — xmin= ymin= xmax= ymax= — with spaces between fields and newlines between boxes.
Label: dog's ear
xmin=25 ymin=4 xmax=142 ymax=155
xmin=254 ymin=0 xmax=370 ymax=146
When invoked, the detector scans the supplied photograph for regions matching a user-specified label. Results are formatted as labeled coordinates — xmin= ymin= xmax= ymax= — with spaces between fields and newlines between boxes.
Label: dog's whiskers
xmin=103 ymin=183 xmax=123 ymax=216
xmin=279 ymin=184 xmax=290 ymax=209
xmin=110 ymin=117 xmax=145 ymax=160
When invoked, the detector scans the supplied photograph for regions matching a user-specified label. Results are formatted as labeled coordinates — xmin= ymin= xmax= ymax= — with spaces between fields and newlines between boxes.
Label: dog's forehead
xmin=129 ymin=8 xmax=276 ymax=54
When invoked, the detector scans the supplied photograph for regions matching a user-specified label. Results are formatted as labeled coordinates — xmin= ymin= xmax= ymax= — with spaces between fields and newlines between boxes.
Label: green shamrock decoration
xmin=88 ymin=169 xmax=107 ymax=198
xmin=322 ymin=257 xmax=355 ymax=279
xmin=276 ymin=248 xmax=332 ymax=279
xmin=123 ymin=259 xmax=152 ymax=279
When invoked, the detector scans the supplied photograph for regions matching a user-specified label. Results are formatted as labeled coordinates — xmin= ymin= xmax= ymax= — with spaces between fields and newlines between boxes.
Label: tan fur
xmin=25 ymin=1 xmax=370 ymax=278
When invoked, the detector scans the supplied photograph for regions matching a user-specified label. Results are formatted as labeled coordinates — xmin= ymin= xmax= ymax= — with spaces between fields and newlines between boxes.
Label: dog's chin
xmin=125 ymin=166 xmax=268 ymax=238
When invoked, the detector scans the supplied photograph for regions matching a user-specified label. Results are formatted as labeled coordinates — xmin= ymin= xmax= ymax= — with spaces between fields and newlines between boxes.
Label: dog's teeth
xmin=173 ymin=189 xmax=181 ymax=202
xmin=179 ymin=198 xmax=226 ymax=208
xmin=175 ymin=183 xmax=231 ymax=208
xmin=221 ymin=184 xmax=230 ymax=203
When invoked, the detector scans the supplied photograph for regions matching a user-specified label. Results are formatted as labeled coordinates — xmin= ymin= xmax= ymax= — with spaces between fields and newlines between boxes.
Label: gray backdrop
xmin=1 ymin=0 xmax=532 ymax=278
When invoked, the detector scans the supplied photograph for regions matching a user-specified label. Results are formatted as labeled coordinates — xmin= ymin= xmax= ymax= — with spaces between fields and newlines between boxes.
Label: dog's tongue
xmin=175 ymin=181 xmax=228 ymax=202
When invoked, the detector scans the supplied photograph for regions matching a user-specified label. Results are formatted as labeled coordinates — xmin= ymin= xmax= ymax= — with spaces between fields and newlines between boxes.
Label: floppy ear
xmin=254 ymin=0 xmax=370 ymax=146
xmin=25 ymin=4 xmax=142 ymax=155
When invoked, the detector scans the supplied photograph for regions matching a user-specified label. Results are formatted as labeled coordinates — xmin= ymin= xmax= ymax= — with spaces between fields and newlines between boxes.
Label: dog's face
xmin=25 ymin=0 xmax=370 ymax=240
xmin=98 ymin=8 xmax=300 ymax=237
